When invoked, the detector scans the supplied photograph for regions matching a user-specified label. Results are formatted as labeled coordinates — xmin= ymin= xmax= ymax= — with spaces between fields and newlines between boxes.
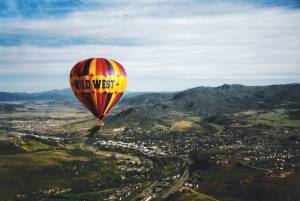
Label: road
xmin=160 ymin=164 xmax=190 ymax=200
xmin=131 ymin=181 xmax=157 ymax=201
xmin=131 ymin=159 xmax=190 ymax=201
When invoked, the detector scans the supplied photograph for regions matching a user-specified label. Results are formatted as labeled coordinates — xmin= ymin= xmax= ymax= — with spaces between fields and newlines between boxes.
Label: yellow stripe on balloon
xmin=117 ymin=76 xmax=128 ymax=93
xmin=89 ymin=59 xmax=98 ymax=114
xmin=104 ymin=60 xmax=121 ymax=114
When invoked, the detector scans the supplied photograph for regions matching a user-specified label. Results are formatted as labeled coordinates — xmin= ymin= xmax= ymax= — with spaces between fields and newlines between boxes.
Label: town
xmin=0 ymin=99 xmax=299 ymax=201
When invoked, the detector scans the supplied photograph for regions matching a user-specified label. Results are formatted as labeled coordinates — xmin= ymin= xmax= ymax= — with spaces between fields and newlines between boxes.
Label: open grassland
xmin=161 ymin=161 xmax=178 ymax=177
xmin=15 ymin=138 xmax=50 ymax=152
xmin=190 ymin=163 xmax=300 ymax=201
xmin=66 ymin=119 xmax=96 ymax=130
xmin=0 ymin=130 xmax=10 ymax=141
xmin=0 ymin=105 xmax=96 ymax=136
xmin=0 ymin=150 xmax=89 ymax=168
xmin=171 ymin=120 xmax=205 ymax=133
xmin=208 ymin=123 xmax=224 ymax=133
xmin=0 ymin=136 xmax=124 ymax=201
xmin=174 ymin=188 xmax=219 ymax=201
xmin=230 ymin=108 xmax=300 ymax=128
xmin=0 ymin=111 xmax=92 ymax=122
xmin=171 ymin=120 xmax=193 ymax=130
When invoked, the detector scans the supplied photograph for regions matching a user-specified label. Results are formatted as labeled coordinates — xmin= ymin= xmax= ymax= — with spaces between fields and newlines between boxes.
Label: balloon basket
xmin=96 ymin=119 xmax=104 ymax=128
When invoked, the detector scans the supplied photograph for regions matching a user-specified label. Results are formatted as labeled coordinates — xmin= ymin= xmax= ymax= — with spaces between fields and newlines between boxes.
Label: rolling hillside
xmin=107 ymin=84 xmax=300 ymax=128
xmin=1 ymin=84 xmax=300 ymax=129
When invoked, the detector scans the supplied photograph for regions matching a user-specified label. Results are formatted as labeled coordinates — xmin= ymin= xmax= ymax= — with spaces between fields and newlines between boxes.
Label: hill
xmin=1 ymin=83 xmax=299 ymax=129
xmin=107 ymin=83 xmax=300 ymax=128
xmin=120 ymin=83 xmax=300 ymax=114
xmin=0 ymin=88 xmax=74 ymax=101
xmin=104 ymin=107 xmax=167 ymax=129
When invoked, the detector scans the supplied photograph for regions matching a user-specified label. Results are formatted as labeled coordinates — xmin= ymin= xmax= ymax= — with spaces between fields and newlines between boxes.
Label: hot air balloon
xmin=70 ymin=58 xmax=127 ymax=127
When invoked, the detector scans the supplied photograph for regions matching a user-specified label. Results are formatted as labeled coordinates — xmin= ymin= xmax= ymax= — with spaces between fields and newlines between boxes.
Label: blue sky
xmin=0 ymin=0 xmax=299 ymax=92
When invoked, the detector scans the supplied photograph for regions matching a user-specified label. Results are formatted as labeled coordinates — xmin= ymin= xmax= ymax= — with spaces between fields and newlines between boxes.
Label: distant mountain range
xmin=0 ymin=88 xmax=143 ymax=102
xmin=0 ymin=88 xmax=74 ymax=101
xmin=1 ymin=84 xmax=299 ymax=110
xmin=1 ymin=84 xmax=300 ymax=128
xmin=120 ymin=83 xmax=300 ymax=111
xmin=109 ymin=83 xmax=300 ymax=128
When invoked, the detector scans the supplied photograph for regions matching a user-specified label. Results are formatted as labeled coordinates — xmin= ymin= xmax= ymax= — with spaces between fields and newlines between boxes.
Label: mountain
xmin=104 ymin=107 xmax=167 ymax=129
xmin=1 ymin=84 xmax=299 ymax=110
xmin=106 ymin=84 xmax=300 ymax=128
xmin=120 ymin=83 xmax=300 ymax=114
xmin=0 ymin=89 xmax=145 ymax=102
xmin=0 ymin=88 xmax=74 ymax=101
xmin=118 ymin=92 xmax=174 ymax=107
xmin=1 ymin=84 xmax=300 ymax=129
xmin=166 ymin=84 xmax=300 ymax=114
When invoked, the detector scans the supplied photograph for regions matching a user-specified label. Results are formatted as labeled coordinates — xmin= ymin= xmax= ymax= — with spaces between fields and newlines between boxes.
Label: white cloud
xmin=0 ymin=0 xmax=299 ymax=92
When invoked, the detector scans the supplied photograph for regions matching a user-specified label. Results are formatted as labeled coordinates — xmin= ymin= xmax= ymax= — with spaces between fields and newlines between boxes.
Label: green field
xmin=0 ymin=134 xmax=124 ymax=201
xmin=189 ymin=153 xmax=300 ymax=201
xmin=170 ymin=188 xmax=219 ymax=201
xmin=229 ymin=108 xmax=300 ymax=128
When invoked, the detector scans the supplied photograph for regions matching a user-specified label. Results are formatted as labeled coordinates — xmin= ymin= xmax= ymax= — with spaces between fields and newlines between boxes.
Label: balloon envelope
xmin=70 ymin=58 xmax=127 ymax=120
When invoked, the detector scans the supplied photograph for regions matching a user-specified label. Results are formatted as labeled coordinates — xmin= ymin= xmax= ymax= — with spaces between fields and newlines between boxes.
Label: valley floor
xmin=0 ymin=100 xmax=299 ymax=201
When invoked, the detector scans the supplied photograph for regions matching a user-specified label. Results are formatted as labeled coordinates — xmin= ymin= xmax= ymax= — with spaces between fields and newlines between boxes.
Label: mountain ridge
xmin=105 ymin=83 xmax=300 ymax=128
xmin=1 ymin=83 xmax=299 ymax=102
xmin=1 ymin=83 xmax=300 ymax=129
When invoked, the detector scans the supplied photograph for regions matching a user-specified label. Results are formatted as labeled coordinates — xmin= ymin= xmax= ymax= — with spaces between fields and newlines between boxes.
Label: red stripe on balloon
xmin=73 ymin=62 xmax=82 ymax=76
xmin=74 ymin=61 xmax=84 ymax=76
xmin=114 ymin=60 xmax=127 ymax=76
xmin=105 ymin=59 xmax=115 ymax=75
xmin=103 ymin=92 xmax=113 ymax=113
xmin=70 ymin=62 xmax=80 ymax=76
xmin=97 ymin=92 xmax=106 ymax=117
xmin=96 ymin=93 xmax=103 ymax=119
xmin=100 ymin=93 xmax=108 ymax=115
xmin=76 ymin=93 xmax=97 ymax=116
xmin=95 ymin=59 xmax=101 ymax=75
xmin=96 ymin=58 xmax=107 ymax=76
xmin=102 ymin=59 xmax=109 ymax=76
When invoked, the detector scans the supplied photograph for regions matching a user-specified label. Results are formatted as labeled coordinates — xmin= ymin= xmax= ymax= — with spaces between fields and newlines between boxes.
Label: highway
xmin=160 ymin=164 xmax=190 ymax=200
xmin=132 ymin=159 xmax=190 ymax=201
